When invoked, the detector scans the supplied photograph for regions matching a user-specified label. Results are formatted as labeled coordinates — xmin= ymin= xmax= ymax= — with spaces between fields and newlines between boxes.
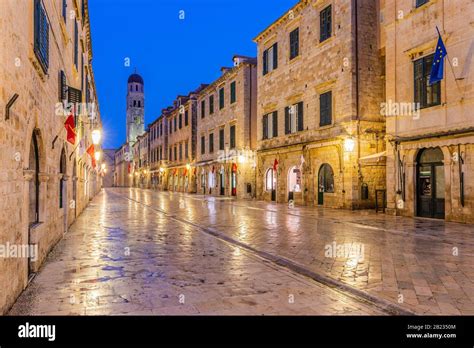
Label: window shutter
xmin=262 ymin=115 xmax=268 ymax=140
xmin=284 ymin=107 xmax=290 ymax=134
xmin=273 ymin=43 xmax=278 ymax=69
xmin=297 ymin=102 xmax=304 ymax=131
xmin=59 ymin=70 xmax=67 ymax=102
xmin=34 ymin=0 xmax=49 ymax=72
xmin=272 ymin=111 xmax=278 ymax=137
xmin=263 ymin=50 xmax=268 ymax=75
xmin=74 ymin=21 xmax=78 ymax=68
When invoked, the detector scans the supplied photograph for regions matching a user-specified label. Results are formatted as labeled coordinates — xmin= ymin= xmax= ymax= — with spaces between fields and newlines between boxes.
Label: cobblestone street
xmin=9 ymin=189 xmax=386 ymax=315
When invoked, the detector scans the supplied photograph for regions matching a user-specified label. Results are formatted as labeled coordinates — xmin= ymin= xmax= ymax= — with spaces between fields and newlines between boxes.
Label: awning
xmin=359 ymin=151 xmax=386 ymax=164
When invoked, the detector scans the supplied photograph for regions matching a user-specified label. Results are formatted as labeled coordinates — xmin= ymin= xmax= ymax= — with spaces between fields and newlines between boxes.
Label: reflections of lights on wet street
xmin=9 ymin=187 xmax=474 ymax=315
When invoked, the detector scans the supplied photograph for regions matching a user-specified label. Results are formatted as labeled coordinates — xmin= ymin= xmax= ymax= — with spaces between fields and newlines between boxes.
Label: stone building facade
xmin=114 ymin=143 xmax=132 ymax=187
xmin=195 ymin=56 xmax=258 ymax=199
xmin=163 ymin=86 xmax=207 ymax=193
xmin=0 ymin=0 xmax=103 ymax=313
xmin=381 ymin=0 xmax=474 ymax=222
xmin=254 ymin=0 xmax=386 ymax=208
xmin=148 ymin=114 xmax=168 ymax=190
xmin=102 ymin=149 xmax=116 ymax=187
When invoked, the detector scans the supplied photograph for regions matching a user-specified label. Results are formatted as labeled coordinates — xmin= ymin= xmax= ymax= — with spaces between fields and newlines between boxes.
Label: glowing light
xmin=344 ymin=138 xmax=355 ymax=152
xmin=94 ymin=151 xmax=101 ymax=161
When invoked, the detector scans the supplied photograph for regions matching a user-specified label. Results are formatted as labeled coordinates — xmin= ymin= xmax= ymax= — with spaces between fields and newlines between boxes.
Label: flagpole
xmin=436 ymin=26 xmax=463 ymax=93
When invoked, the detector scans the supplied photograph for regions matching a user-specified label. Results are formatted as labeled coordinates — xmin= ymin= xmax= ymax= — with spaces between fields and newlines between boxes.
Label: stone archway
xmin=416 ymin=147 xmax=445 ymax=219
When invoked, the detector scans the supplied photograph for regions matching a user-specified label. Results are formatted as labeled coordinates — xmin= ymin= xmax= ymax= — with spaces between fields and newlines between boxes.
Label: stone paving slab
xmin=8 ymin=190 xmax=383 ymax=316
xmin=114 ymin=188 xmax=474 ymax=315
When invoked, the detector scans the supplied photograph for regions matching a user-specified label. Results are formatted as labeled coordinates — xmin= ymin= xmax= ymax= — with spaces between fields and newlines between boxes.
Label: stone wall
xmin=0 ymin=0 xmax=102 ymax=313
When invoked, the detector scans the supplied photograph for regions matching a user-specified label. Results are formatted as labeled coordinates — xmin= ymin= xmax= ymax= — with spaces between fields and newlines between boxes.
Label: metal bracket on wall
xmin=5 ymin=93 xmax=19 ymax=120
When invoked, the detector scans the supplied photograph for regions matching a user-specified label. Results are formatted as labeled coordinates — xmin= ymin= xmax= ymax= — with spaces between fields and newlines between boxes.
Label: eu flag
xmin=429 ymin=33 xmax=448 ymax=85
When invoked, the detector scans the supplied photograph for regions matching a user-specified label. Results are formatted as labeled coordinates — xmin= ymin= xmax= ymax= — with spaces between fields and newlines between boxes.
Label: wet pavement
xmin=100 ymin=188 xmax=474 ymax=315
xmin=9 ymin=188 xmax=385 ymax=315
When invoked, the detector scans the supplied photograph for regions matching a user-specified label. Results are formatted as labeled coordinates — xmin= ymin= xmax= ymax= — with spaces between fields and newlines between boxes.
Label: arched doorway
xmin=416 ymin=147 xmax=445 ymax=219
xmin=28 ymin=132 xmax=40 ymax=226
xmin=72 ymin=160 xmax=77 ymax=218
xmin=231 ymin=163 xmax=237 ymax=196
xmin=265 ymin=168 xmax=277 ymax=201
xmin=208 ymin=169 xmax=215 ymax=195
xmin=287 ymin=166 xmax=301 ymax=201
xmin=59 ymin=148 xmax=66 ymax=209
xmin=318 ymin=164 xmax=334 ymax=205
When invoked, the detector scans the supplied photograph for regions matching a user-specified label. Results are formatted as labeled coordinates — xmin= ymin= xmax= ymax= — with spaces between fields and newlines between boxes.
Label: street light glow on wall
xmin=91 ymin=129 xmax=102 ymax=145
xmin=344 ymin=137 xmax=355 ymax=152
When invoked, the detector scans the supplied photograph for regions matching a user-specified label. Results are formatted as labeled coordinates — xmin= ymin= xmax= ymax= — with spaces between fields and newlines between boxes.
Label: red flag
xmin=232 ymin=163 xmax=237 ymax=172
xmin=183 ymin=168 xmax=188 ymax=176
xmin=87 ymin=144 xmax=96 ymax=168
xmin=273 ymin=158 xmax=279 ymax=171
xmin=64 ymin=115 xmax=76 ymax=145
xmin=212 ymin=165 xmax=215 ymax=173
xmin=128 ymin=163 xmax=131 ymax=174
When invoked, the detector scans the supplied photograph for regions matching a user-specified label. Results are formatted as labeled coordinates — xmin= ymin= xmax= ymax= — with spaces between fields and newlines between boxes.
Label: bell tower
xmin=126 ymin=71 xmax=145 ymax=144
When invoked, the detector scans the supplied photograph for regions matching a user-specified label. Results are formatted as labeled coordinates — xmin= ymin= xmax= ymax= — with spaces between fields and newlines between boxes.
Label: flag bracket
xmin=51 ymin=135 xmax=59 ymax=149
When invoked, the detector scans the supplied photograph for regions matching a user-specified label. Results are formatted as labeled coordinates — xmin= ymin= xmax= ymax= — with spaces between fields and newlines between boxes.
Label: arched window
xmin=318 ymin=163 xmax=334 ymax=193
xmin=265 ymin=168 xmax=276 ymax=191
xmin=208 ymin=170 xmax=215 ymax=188
xmin=130 ymin=85 xmax=132 ymax=91
xmin=288 ymin=166 xmax=301 ymax=192
xmin=59 ymin=149 xmax=66 ymax=208
xmin=138 ymin=100 xmax=141 ymax=107
xmin=29 ymin=132 xmax=40 ymax=224
xmin=133 ymin=100 xmax=136 ymax=107
xmin=418 ymin=147 xmax=443 ymax=164
xmin=135 ymin=85 xmax=138 ymax=91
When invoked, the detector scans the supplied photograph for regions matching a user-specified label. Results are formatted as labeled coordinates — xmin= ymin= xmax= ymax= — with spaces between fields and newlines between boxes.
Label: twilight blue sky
xmin=88 ymin=0 xmax=298 ymax=149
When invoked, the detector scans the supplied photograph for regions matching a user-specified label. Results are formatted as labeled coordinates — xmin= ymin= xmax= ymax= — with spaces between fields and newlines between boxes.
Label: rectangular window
xmin=174 ymin=117 xmax=177 ymax=132
xmin=320 ymin=91 xmax=332 ymax=126
xmin=416 ymin=0 xmax=429 ymax=7
xmin=34 ymin=0 xmax=49 ymax=72
xmin=201 ymin=100 xmax=206 ymax=118
xmin=219 ymin=87 xmax=225 ymax=109
xmin=185 ymin=110 xmax=189 ymax=126
xmin=179 ymin=143 xmax=182 ymax=160
xmin=62 ymin=0 xmax=67 ymax=22
xmin=290 ymin=28 xmax=299 ymax=60
xmin=74 ymin=20 xmax=78 ymax=69
xmin=230 ymin=125 xmax=236 ymax=149
xmin=185 ymin=141 xmax=188 ymax=159
xmin=414 ymin=54 xmax=441 ymax=109
xmin=320 ymin=5 xmax=332 ymax=42
xmin=209 ymin=133 xmax=214 ymax=153
xmin=179 ymin=113 xmax=182 ymax=129
xmin=285 ymin=102 xmax=304 ymax=134
xmin=209 ymin=95 xmax=214 ymax=114
xmin=219 ymin=128 xmax=225 ymax=150
xmin=174 ymin=146 xmax=177 ymax=161
xmin=169 ymin=147 xmax=172 ymax=160
xmin=201 ymin=136 xmax=205 ymax=154
xmin=263 ymin=111 xmax=278 ymax=139
xmin=230 ymin=81 xmax=236 ymax=104
xmin=263 ymin=43 xmax=278 ymax=75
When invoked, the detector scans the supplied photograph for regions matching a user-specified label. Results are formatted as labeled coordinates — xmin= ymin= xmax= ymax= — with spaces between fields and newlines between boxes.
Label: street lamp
xmin=344 ymin=137 xmax=355 ymax=152
xmin=91 ymin=129 xmax=102 ymax=145
xmin=94 ymin=151 xmax=101 ymax=161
